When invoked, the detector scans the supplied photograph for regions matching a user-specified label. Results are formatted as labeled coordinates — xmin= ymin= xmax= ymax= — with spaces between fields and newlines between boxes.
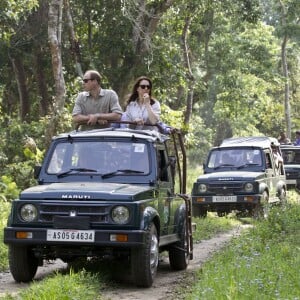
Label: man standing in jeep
xmin=72 ymin=70 xmax=122 ymax=130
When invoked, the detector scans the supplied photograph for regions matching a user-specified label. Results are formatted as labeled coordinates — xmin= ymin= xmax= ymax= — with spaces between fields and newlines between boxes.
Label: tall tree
xmin=47 ymin=0 xmax=66 ymax=141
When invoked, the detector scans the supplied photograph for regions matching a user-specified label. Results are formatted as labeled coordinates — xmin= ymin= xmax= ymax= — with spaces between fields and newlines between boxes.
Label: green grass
xmin=185 ymin=201 xmax=300 ymax=300
xmin=0 ymin=270 xmax=103 ymax=300
xmin=192 ymin=213 xmax=242 ymax=242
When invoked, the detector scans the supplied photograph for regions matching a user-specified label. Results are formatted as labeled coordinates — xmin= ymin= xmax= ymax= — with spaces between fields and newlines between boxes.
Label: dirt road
xmin=0 ymin=224 xmax=250 ymax=299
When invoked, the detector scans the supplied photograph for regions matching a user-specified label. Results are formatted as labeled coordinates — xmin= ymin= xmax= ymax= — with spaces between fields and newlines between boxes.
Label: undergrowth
xmin=185 ymin=201 xmax=300 ymax=300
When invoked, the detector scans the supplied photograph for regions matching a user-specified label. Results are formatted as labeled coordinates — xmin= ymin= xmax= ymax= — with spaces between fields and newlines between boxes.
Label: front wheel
xmin=131 ymin=223 xmax=159 ymax=287
xmin=278 ymin=188 xmax=287 ymax=204
xmin=9 ymin=245 xmax=38 ymax=282
xmin=192 ymin=206 xmax=207 ymax=218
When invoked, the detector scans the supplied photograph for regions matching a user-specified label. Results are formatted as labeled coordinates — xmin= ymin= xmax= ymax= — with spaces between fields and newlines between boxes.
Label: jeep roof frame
xmin=220 ymin=136 xmax=280 ymax=149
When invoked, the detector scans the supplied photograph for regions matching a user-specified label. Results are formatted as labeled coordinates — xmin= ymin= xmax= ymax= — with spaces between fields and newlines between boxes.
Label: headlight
xmin=244 ymin=182 xmax=254 ymax=192
xmin=20 ymin=204 xmax=38 ymax=222
xmin=197 ymin=183 xmax=207 ymax=193
xmin=111 ymin=206 xmax=130 ymax=224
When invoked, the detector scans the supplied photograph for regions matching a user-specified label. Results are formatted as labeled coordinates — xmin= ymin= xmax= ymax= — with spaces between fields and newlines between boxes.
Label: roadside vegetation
xmin=0 ymin=200 xmax=10 ymax=271
xmin=184 ymin=192 xmax=300 ymax=300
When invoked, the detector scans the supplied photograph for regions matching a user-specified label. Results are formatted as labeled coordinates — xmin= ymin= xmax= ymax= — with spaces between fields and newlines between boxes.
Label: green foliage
xmin=0 ymin=0 xmax=39 ymax=42
xmin=159 ymin=103 xmax=183 ymax=131
xmin=0 ymin=114 xmax=73 ymax=193
xmin=186 ymin=200 xmax=300 ymax=300
xmin=0 ymin=200 xmax=10 ymax=271
xmin=185 ymin=115 xmax=214 ymax=166
xmin=0 ymin=176 xmax=20 ymax=201
xmin=0 ymin=0 xmax=299 ymax=192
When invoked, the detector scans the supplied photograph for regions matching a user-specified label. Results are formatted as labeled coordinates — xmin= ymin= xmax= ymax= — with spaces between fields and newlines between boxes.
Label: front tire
xmin=278 ymin=188 xmax=287 ymax=204
xmin=192 ymin=206 xmax=207 ymax=218
xmin=131 ymin=222 xmax=159 ymax=287
xmin=9 ymin=245 xmax=38 ymax=282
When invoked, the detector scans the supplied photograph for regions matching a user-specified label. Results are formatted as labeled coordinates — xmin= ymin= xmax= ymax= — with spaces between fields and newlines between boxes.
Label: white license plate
xmin=213 ymin=196 xmax=237 ymax=202
xmin=47 ymin=229 xmax=95 ymax=242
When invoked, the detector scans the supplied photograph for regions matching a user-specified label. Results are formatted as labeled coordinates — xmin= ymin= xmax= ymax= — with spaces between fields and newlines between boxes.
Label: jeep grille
xmin=208 ymin=182 xmax=244 ymax=195
xmin=285 ymin=171 xmax=300 ymax=179
xmin=40 ymin=203 xmax=109 ymax=223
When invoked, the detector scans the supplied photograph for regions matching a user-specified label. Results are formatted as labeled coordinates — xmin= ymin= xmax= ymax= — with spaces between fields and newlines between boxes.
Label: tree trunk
xmin=34 ymin=49 xmax=50 ymax=116
xmin=279 ymin=1 xmax=291 ymax=139
xmin=181 ymin=16 xmax=194 ymax=132
xmin=64 ymin=0 xmax=83 ymax=77
xmin=10 ymin=53 xmax=31 ymax=122
xmin=281 ymin=35 xmax=291 ymax=139
xmin=47 ymin=0 xmax=66 ymax=144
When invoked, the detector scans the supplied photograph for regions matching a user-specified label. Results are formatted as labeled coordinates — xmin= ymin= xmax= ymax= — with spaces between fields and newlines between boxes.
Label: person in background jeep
xmin=277 ymin=131 xmax=291 ymax=144
xmin=293 ymin=131 xmax=300 ymax=146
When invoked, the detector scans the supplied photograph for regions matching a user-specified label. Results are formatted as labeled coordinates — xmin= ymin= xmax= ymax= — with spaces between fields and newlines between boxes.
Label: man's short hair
xmin=86 ymin=70 xmax=102 ymax=84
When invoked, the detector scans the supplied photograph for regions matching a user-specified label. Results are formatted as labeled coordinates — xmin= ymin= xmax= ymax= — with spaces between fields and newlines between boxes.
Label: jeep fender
xmin=141 ymin=206 xmax=160 ymax=234
xmin=173 ymin=203 xmax=186 ymax=235
xmin=258 ymin=182 xmax=269 ymax=196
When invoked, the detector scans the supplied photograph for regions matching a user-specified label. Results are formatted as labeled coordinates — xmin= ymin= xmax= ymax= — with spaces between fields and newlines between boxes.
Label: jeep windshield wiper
xmin=237 ymin=163 xmax=260 ymax=169
xmin=57 ymin=168 xmax=97 ymax=178
xmin=102 ymin=169 xmax=144 ymax=179
xmin=213 ymin=164 xmax=235 ymax=170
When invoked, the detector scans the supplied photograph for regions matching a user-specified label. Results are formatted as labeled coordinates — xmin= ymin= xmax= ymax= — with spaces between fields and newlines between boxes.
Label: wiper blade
xmin=102 ymin=169 xmax=143 ymax=179
xmin=237 ymin=163 xmax=259 ymax=169
xmin=213 ymin=164 xmax=235 ymax=170
xmin=57 ymin=168 xmax=97 ymax=178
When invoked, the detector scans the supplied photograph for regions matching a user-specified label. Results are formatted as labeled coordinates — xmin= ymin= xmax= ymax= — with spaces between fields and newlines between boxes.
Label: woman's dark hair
xmin=126 ymin=76 xmax=155 ymax=106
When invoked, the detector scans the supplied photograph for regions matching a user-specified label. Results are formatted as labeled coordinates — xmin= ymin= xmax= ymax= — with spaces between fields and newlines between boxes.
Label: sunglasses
xmin=139 ymin=84 xmax=151 ymax=89
xmin=83 ymin=78 xmax=93 ymax=83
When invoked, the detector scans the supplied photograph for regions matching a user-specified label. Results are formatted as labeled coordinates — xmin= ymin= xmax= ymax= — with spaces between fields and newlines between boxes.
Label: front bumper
xmin=4 ymin=227 xmax=147 ymax=248
xmin=192 ymin=194 xmax=260 ymax=209
xmin=286 ymin=178 xmax=300 ymax=189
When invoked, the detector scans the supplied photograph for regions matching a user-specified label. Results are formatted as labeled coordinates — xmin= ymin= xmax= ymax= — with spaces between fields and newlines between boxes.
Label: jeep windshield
xmin=47 ymin=140 xmax=150 ymax=176
xmin=281 ymin=148 xmax=300 ymax=165
xmin=207 ymin=148 xmax=263 ymax=170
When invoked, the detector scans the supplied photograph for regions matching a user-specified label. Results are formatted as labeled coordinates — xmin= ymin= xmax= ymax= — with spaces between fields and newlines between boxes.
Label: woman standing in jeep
xmin=122 ymin=76 xmax=161 ymax=130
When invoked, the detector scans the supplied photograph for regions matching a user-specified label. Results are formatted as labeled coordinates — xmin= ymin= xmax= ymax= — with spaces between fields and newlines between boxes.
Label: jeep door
xmin=156 ymin=147 xmax=176 ymax=235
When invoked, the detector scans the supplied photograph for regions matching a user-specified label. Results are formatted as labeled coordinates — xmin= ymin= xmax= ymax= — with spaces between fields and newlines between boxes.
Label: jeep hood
xmin=20 ymin=182 xmax=155 ymax=201
xmin=197 ymin=171 xmax=265 ymax=182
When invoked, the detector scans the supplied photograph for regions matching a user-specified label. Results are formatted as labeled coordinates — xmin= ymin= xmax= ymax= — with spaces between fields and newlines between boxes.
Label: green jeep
xmin=4 ymin=127 xmax=193 ymax=287
xmin=192 ymin=136 xmax=287 ymax=218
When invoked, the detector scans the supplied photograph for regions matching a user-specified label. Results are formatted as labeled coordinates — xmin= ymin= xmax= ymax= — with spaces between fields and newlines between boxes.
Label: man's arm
xmin=95 ymin=112 xmax=122 ymax=121
xmin=73 ymin=112 xmax=121 ymax=126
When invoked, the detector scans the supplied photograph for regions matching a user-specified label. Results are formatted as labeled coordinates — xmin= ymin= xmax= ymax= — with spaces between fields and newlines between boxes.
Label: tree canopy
xmin=0 ymin=0 xmax=299 ymax=187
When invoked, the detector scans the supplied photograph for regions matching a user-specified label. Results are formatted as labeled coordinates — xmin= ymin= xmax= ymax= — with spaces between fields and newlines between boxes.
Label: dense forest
xmin=0 ymin=0 xmax=299 ymax=195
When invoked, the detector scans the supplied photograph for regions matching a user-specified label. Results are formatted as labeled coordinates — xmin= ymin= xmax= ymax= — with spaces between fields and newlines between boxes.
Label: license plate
xmin=47 ymin=229 xmax=95 ymax=242
xmin=213 ymin=196 xmax=237 ymax=202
